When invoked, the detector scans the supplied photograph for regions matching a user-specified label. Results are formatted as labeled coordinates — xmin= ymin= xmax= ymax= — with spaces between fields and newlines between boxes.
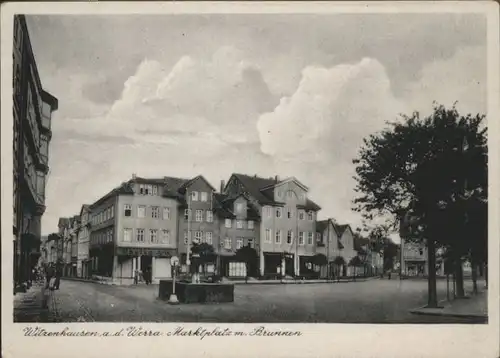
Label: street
xmin=47 ymin=278 xmax=485 ymax=323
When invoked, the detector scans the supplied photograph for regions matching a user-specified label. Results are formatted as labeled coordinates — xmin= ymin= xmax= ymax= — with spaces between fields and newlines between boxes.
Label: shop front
xmin=115 ymin=247 xmax=176 ymax=285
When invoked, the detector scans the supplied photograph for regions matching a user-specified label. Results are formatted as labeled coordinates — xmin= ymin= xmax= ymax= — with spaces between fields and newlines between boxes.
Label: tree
xmin=191 ymin=243 xmax=216 ymax=276
xmin=311 ymin=253 xmax=328 ymax=278
xmin=353 ymin=104 xmax=487 ymax=307
xmin=333 ymin=256 xmax=346 ymax=282
xmin=367 ymin=225 xmax=399 ymax=275
xmin=235 ymin=245 xmax=258 ymax=283
xmin=348 ymin=256 xmax=363 ymax=281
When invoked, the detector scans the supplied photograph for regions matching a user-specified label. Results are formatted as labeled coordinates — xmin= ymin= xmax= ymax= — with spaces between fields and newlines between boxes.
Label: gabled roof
xmin=79 ymin=204 xmax=90 ymax=216
xmin=260 ymin=176 xmax=309 ymax=192
xmin=229 ymin=173 xmax=321 ymax=210
xmin=212 ymin=193 xmax=261 ymax=220
xmin=57 ymin=217 xmax=70 ymax=228
xmin=90 ymin=181 xmax=135 ymax=208
xmin=334 ymin=224 xmax=352 ymax=236
xmin=179 ymin=175 xmax=216 ymax=192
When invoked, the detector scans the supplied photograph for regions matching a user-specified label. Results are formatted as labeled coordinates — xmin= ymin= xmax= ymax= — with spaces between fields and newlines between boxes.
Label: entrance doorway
xmin=284 ymin=254 xmax=294 ymax=277
xmin=140 ymin=255 xmax=152 ymax=272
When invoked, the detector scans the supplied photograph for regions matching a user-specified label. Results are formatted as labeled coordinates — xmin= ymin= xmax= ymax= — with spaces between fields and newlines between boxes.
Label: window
xmin=111 ymin=206 xmax=114 ymax=218
xmin=287 ymin=230 xmax=293 ymax=244
xmin=200 ymin=192 xmax=208 ymax=202
xmin=195 ymin=210 xmax=203 ymax=222
xmin=150 ymin=229 xmax=158 ymax=244
xmin=248 ymin=220 xmax=254 ymax=229
xmin=206 ymin=210 xmax=213 ymax=222
xmin=287 ymin=208 xmax=292 ymax=219
xmin=107 ymin=229 xmax=113 ymax=243
xmin=265 ymin=229 xmax=272 ymax=243
xmin=194 ymin=231 xmax=203 ymax=243
xmin=277 ymin=191 xmax=282 ymax=197
xmin=225 ymin=219 xmax=232 ymax=228
xmin=316 ymin=232 xmax=322 ymax=243
xmin=236 ymin=238 xmax=243 ymax=250
xmin=137 ymin=206 xmax=146 ymax=218
xmin=298 ymin=210 xmax=305 ymax=220
xmin=236 ymin=220 xmax=243 ymax=229
xmin=236 ymin=203 xmax=244 ymax=213
xmin=266 ymin=207 xmax=272 ymax=218
xmin=247 ymin=238 xmax=254 ymax=248
xmin=275 ymin=230 xmax=282 ymax=244
xmin=299 ymin=232 xmax=305 ymax=245
xmin=163 ymin=207 xmax=171 ymax=220
xmin=136 ymin=229 xmax=145 ymax=242
xmin=184 ymin=209 xmax=191 ymax=220
xmin=205 ymin=232 xmax=213 ymax=245
xmin=276 ymin=207 xmax=282 ymax=218
xmin=146 ymin=185 xmax=153 ymax=195
xmin=229 ymin=262 xmax=247 ymax=277
xmin=224 ymin=237 xmax=232 ymax=249
xmin=139 ymin=184 xmax=145 ymax=195
xmin=308 ymin=211 xmax=314 ymax=220
xmin=307 ymin=232 xmax=313 ymax=245
xmin=151 ymin=206 xmax=160 ymax=219
xmin=161 ymin=230 xmax=170 ymax=244
xmin=191 ymin=191 xmax=199 ymax=201
xmin=152 ymin=185 xmax=158 ymax=195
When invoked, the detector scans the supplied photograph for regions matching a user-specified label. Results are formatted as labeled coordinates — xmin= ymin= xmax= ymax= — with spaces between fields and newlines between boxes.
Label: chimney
xmin=132 ymin=173 xmax=137 ymax=180
xmin=275 ymin=175 xmax=279 ymax=183
xmin=220 ymin=180 xmax=225 ymax=193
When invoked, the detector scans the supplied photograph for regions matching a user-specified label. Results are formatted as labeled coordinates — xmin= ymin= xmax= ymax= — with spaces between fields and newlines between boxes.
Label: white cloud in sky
xmin=42 ymin=42 xmax=486 ymax=241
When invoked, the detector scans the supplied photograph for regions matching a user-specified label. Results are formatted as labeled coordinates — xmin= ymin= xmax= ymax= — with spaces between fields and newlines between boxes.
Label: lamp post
xmin=168 ymin=256 xmax=179 ymax=305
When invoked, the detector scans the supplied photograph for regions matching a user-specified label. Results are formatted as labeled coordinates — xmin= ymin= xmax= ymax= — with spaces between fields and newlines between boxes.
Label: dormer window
xmin=308 ymin=211 xmax=314 ymax=220
xmin=236 ymin=203 xmax=244 ymax=213
xmin=276 ymin=207 xmax=282 ymax=218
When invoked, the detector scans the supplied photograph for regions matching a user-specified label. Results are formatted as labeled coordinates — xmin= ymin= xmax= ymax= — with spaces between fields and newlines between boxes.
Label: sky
xmin=25 ymin=13 xmax=487 ymax=238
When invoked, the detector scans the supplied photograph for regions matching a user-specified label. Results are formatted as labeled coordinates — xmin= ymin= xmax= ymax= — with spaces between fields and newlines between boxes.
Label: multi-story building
xmin=88 ymin=175 xmax=184 ymax=284
xmin=222 ymin=174 xmax=321 ymax=277
xmin=13 ymin=15 xmax=58 ymax=291
xmin=77 ymin=204 xmax=91 ymax=278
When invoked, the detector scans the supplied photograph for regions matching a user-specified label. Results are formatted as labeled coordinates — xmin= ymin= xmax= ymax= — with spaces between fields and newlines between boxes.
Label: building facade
xmin=58 ymin=172 xmax=380 ymax=284
xmin=77 ymin=205 xmax=91 ymax=278
xmin=13 ymin=15 xmax=58 ymax=291
xmin=223 ymin=174 xmax=321 ymax=277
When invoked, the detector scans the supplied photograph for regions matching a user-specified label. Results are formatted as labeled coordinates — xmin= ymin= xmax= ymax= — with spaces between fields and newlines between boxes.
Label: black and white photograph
xmin=3 ymin=0 xmax=498 ymax=343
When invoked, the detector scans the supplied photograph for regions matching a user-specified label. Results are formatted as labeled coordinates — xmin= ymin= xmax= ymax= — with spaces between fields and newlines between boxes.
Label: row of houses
xmin=41 ymin=173 xmax=385 ymax=285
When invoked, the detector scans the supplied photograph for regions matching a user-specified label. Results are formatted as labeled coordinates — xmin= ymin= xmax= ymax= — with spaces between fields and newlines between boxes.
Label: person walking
xmin=55 ymin=261 xmax=62 ymax=290
xmin=45 ymin=264 xmax=55 ymax=290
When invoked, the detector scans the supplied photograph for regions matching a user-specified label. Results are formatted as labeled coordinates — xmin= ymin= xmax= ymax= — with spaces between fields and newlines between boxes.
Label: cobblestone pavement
xmin=49 ymin=278 xmax=485 ymax=323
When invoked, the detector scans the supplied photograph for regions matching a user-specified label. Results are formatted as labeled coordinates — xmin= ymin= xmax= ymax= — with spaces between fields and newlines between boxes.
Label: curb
xmin=409 ymin=297 xmax=488 ymax=320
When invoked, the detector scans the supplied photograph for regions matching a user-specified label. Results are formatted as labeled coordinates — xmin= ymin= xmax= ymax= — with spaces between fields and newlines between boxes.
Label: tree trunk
xmin=426 ymin=239 xmax=439 ymax=308
xmin=471 ymin=260 xmax=478 ymax=294
xmin=454 ymin=256 xmax=465 ymax=298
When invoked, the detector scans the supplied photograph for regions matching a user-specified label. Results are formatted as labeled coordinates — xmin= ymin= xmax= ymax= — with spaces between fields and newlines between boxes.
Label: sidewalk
xmin=409 ymin=290 xmax=488 ymax=321
xmin=13 ymin=281 xmax=56 ymax=322
xmin=61 ymin=276 xmax=380 ymax=286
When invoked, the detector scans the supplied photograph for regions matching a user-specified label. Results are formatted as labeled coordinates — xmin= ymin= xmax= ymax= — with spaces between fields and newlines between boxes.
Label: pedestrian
xmin=134 ymin=269 xmax=139 ymax=285
xmin=55 ymin=261 xmax=62 ymax=290
xmin=45 ymin=264 xmax=55 ymax=290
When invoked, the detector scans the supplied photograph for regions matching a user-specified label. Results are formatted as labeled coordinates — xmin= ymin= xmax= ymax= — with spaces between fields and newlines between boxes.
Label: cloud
xmin=403 ymin=46 xmax=487 ymax=117
xmin=257 ymin=46 xmax=486 ymax=233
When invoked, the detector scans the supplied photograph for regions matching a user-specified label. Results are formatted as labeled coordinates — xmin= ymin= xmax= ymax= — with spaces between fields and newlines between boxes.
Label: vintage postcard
xmin=1 ymin=1 xmax=499 ymax=358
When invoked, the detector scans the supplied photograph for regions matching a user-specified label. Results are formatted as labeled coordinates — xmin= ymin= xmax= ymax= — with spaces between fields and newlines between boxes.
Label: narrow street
xmin=45 ymin=278 xmax=486 ymax=323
